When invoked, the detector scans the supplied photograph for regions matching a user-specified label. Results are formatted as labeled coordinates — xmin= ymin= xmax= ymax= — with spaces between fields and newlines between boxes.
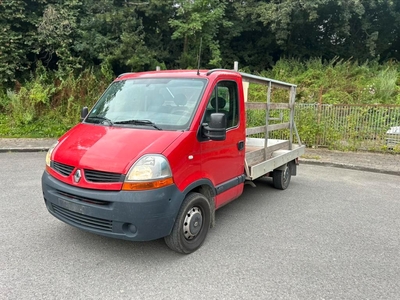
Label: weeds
xmin=0 ymin=58 xmax=399 ymax=153
xmin=0 ymin=66 xmax=110 ymax=137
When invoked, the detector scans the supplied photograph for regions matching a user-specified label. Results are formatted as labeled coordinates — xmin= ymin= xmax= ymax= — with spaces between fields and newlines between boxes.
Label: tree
xmin=168 ymin=0 xmax=233 ymax=68
xmin=0 ymin=0 xmax=38 ymax=85
xmin=136 ymin=0 xmax=179 ymax=69
xmin=252 ymin=0 xmax=400 ymax=62
xmin=2 ymin=0 xmax=400 ymax=86
xmin=77 ymin=0 xmax=154 ymax=75
xmin=36 ymin=0 xmax=83 ymax=76
xmin=220 ymin=0 xmax=280 ymax=71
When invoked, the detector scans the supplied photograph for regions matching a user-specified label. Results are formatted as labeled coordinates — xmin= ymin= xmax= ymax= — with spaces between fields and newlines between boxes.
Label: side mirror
xmin=80 ymin=107 xmax=88 ymax=121
xmin=203 ymin=113 xmax=226 ymax=141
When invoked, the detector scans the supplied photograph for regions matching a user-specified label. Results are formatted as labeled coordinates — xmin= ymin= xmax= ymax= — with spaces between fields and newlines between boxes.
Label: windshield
xmin=86 ymin=78 xmax=207 ymax=130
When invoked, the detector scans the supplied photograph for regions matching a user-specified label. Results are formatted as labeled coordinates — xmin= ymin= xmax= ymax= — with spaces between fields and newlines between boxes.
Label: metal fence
xmin=247 ymin=104 xmax=400 ymax=151
xmin=294 ymin=104 xmax=400 ymax=151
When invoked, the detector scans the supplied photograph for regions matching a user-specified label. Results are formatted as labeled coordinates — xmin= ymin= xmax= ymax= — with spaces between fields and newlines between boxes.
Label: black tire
xmin=165 ymin=192 xmax=211 ymax=254
xmin=273 ymin=163 xmax=291 ymax=190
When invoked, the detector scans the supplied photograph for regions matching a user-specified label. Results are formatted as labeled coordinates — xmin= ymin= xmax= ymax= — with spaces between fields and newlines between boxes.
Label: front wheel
xmin=273 ymin=163 xmax=291 ymax=190
xmin=165 ymin=192 xmax=211 ymax=254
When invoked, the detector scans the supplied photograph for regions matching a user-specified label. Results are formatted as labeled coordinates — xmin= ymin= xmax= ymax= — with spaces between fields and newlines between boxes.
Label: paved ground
xmin=0 ymin=138 xmax=399 ymax=176
xmin=1 ymin=153 xmax=400 ymax=300
xmin=302 ymin=148 xmax=400 ymax=176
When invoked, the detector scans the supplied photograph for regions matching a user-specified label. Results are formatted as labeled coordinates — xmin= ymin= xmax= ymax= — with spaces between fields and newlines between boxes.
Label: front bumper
xmin=42 ymin=171 xmax=184 ymax=241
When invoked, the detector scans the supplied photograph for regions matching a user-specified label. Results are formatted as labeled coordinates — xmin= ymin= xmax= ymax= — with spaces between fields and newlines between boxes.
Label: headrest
xmin=211 ymin=97 xmax=226 ymax=109
xmin=174 ymin=94 xmax=187 ymax=106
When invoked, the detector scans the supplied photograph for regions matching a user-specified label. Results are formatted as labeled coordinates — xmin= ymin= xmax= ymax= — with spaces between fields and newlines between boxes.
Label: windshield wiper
xmin=86 ymin=116 xmax=114 ymax=126
xmin=114 ymin=119 xmax=162 ymax=130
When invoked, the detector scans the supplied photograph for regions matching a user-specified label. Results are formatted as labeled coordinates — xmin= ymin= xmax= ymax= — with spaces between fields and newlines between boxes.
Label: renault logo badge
xmin=74 ymin=169 xmax=82 ymax=183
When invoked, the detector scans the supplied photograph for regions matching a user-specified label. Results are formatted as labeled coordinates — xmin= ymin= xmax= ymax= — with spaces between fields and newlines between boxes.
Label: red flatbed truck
xmin=41 ymin=63 xmax=305 ymax=254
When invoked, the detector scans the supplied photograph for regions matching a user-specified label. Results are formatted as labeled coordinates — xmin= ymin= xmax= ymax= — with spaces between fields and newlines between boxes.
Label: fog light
xmin=122 ymin=223 xmax=138 ymax=237
xmin=128 ymin=224 xmax=137 ymax=234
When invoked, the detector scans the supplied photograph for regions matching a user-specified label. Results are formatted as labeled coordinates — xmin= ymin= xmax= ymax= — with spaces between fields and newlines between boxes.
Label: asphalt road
xmin=1 ymin=152 xmax=399 ymax=300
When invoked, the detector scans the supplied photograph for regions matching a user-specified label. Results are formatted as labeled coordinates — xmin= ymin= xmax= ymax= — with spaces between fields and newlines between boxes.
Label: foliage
xmin=252 ymin=0 xmax=400 ymax=62
xmin=2 ymin=0 xmax=400 ymax=155
xmin=243 ymin=57 xmax=400 ymax=152
xmin=0 ymin=113 xmax=69 ymax=138
xmin=37 ymin=1 xmax=83 ymax=77
xmin=77 ymin=0 xmax=155 ymax=75
xmin=0 ymin=0 xmax=38 ymax=85
xmin=169 ymin=0 xmax=232 ymax=68
xmin=246 ymin=58 xmax=400 ymax=105
xmin=0 ymin=67 xmax=109 ymax=137
xmin=3 ymin=64 xmax=56 ymax=126
xmin=2 ymin=0 xmax=400 ymax=86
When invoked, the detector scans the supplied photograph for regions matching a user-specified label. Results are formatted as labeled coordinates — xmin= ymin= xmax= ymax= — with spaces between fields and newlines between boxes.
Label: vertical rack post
xmin=289 ymin=86 xmax=296 ymax=150
xmin=234 ymin=61 xmax=239 ymax=71
xmin=264 ymin=81 xmax=272 ymax=158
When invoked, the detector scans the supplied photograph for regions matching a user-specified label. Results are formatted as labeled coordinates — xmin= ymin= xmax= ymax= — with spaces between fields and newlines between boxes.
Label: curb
xmin=0 ymin=147 xmax=50 ymax=153
xmin=300 ymin=159 xmax=400 ymax=177
xmin=1 ymin=146 xmax=399 ymax=177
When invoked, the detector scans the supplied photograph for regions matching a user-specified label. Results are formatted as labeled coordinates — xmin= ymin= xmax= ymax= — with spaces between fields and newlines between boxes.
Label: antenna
xmin=197 ymin=37 xmax=202 ymax=75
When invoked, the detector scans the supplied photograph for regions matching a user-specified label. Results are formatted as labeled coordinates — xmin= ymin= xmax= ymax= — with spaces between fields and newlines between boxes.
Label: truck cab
xmin=42 ymin=67 xmax=305 ymax=254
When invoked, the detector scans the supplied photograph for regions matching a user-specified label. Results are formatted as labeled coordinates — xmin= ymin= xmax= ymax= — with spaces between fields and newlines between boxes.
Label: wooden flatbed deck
xmin=245 ymin=138 xmax=305 ymax=180
xmin=245 ymin=138 xmax=290 ymax=166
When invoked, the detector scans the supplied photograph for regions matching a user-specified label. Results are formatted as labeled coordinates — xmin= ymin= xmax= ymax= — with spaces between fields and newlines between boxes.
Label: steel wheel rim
xmin=183 ymin=207 xmax=203 ymax=240
xmin=283 ymin=166 xmax=290 ymax=184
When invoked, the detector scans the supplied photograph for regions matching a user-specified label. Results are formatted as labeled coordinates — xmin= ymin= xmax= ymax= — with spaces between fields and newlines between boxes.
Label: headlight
xmin=122 ymin=155 xmax=173 ymax=191
xmin=45 ymin=142 xmax=58 ymax=167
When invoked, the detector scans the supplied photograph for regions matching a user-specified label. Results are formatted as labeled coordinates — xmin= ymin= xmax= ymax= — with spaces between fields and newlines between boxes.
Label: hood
xmin=53 ymin=123 xmax=183 ymax=174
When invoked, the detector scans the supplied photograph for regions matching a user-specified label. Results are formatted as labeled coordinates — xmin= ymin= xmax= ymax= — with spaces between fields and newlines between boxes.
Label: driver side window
xmin=203 ymin=81 xmax=239 ymax=129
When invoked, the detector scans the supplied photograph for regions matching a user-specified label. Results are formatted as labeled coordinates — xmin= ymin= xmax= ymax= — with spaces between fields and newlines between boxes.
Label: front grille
xmin=56 ymin=190 xmax=110 ymax=206
xmin=52 ymin=161 xmax=75 ymax=176
xmin=84 ymin=169 xmax=124 ymax=183
xmin=52 ymin=203 xmax=113 ymax=232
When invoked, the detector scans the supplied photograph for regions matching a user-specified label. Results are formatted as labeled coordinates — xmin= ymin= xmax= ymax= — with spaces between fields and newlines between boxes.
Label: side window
xmin=203 ymin=80 xmax=239 ymax=129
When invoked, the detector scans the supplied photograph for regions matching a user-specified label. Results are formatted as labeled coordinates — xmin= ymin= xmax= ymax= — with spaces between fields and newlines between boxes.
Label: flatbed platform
xmin=240 ymin=71 xmax=304 ymax=182
xmin=245 ymin=138 xmax=305 ymax=180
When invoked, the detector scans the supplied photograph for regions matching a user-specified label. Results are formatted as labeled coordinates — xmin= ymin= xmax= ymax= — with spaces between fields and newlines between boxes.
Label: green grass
xmin=0 ymin=113 xmax=72 ymax=138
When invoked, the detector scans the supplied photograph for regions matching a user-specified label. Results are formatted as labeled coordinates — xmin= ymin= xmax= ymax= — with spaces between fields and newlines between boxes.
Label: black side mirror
xmin=80 ymin=107 xmax=88 ymax=121
xmin=203 ymin=113 xmax=226 ymax=141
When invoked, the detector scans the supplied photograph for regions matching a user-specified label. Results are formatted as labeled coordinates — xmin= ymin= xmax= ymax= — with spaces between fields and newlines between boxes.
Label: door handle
xmin=237 ymin=141 xmax=244 ymax=151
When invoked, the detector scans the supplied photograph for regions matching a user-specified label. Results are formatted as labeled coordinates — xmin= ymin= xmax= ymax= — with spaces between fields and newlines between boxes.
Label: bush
xmin=0 ymin=67 xmax=110 ymax=137
xmin=1 ymin=58 xmax=399 ymax=154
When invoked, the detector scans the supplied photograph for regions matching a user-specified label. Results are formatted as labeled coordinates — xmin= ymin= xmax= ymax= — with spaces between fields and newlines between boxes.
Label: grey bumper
xmin=42 ymin=171 xmax=184 ymax=241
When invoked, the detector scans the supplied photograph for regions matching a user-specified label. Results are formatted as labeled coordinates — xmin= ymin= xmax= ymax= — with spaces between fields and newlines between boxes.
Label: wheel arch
xmin=181 ymin=179 xmax=216 ymax=228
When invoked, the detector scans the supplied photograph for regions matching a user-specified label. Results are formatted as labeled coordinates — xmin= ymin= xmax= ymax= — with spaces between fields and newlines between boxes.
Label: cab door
xmin=199 ymin=79 xmax=245 ymax=208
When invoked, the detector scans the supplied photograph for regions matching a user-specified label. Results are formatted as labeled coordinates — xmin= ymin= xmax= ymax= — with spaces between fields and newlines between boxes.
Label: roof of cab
xmin=115 ymin=69 xmax=241 ymax=81
xmin=115 ymin=69 xmax=297 ymax=89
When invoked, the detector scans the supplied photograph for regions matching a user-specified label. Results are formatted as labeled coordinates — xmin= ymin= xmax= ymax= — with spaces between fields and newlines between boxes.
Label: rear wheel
xmin=165 ymin=192 xmax=211 ymax=254
xmin=273 ymin=163 xmax=291 ymax=190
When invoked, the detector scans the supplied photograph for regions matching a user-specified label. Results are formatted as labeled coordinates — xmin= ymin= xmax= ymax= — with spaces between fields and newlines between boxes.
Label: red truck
xmin=41 ymin=64 xmax=305 ymax=254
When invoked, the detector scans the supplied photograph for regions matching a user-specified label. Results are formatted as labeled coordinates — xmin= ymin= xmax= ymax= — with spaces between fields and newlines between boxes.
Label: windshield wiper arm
xmin=114 ymin=119 xmax=162 ymax=130
xmin=86 ymin=116 xmax=114 ymax=126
